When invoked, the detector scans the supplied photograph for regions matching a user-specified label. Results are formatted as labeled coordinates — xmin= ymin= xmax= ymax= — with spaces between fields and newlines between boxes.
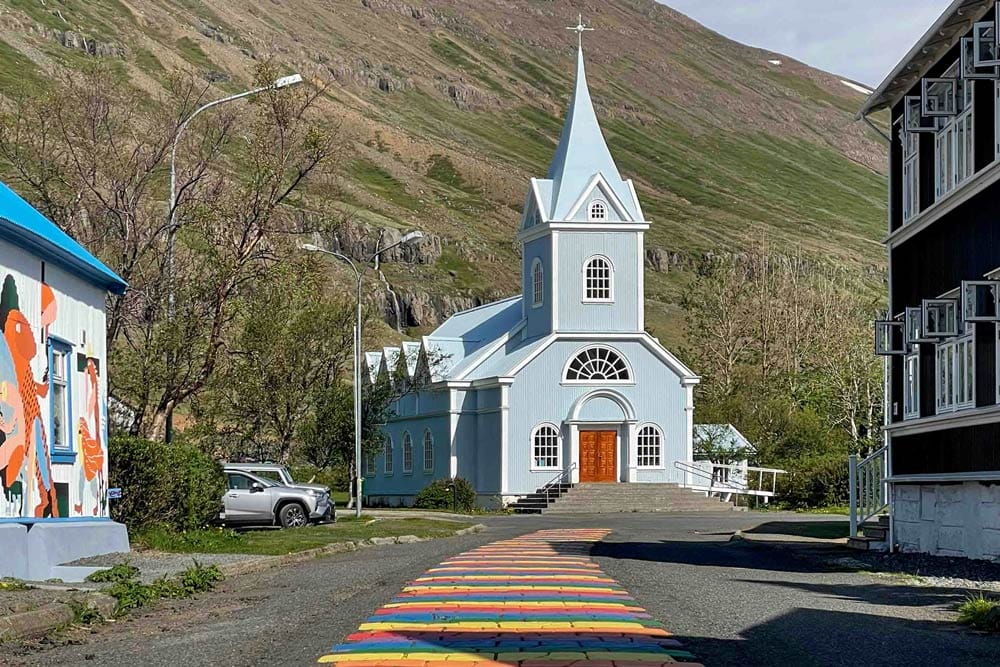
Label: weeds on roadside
xmin=86 ymin=561 xmax=224 ymax=615
xmin=958 ymin=594 xmax=1000 ymax=631
xmin=0 ymin=578 xmax=30 ymax=591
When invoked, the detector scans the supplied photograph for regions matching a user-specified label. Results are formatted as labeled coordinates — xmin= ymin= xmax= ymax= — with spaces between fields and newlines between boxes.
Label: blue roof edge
xmin=0 ymin=222 xmax=128 ymax=295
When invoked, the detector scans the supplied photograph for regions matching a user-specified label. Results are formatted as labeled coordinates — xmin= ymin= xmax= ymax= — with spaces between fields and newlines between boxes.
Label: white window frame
xmin=936 ymin=331 xmax=975 ymax=414
xmin=562 ymin=344 xmax=633 ymax=384
xmin=588 ymin=199 xmax=608 ymax=221
xmin=933 ymin=62 xmax=974 ymax=201
xmin=48 ymin=341 xmax=71 ymax=452
xmin=975 ymin=20 xmax=1000 ymax=67
xmin=365 ymin=449 xmax=376 ymax=477
xmin=962 ymin=280 xmax=1000 ymax=322
xmin=402 ymin=431 xmax=413 ymax=474
xmin=422 ymin=430 xmax=434 ymax=474
xmin=583 ymin=255 xmax=614 ymax=303
xmin=901 ymin=127 xmax=920 ymax=224
xmin=530 ymin=423 xmax=561 ymax=471
xmin=923 ymin=299 xmax=959 ymax=338
xmin=637 ymin=424 xmax=664 ymax=469
xmin=962 ymin=36 xmax=999 ymax=80
xmin=922 ymin=78 xmax=957 ymax=117
xmin=531 ymin=258 xmax=544 ymax=308
xmin=384 ymin=435 xmax=394 ymax=476
xmin=903 ymin=352 xmax=920 ymax=420
xmin=905 ymin=96 xmax=938 ymax=133
xmin=875 ymin=320 xmax=906 ymax=356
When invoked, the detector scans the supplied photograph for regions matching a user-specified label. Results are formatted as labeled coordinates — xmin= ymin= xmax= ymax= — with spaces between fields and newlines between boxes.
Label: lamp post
xmin=303 ymin=230 xmax=424 ymax=518
xmin=164 ymin=73 xmax=303 ymax=443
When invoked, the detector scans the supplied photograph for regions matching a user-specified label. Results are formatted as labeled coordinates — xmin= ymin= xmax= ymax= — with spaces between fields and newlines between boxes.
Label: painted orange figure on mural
xmin=76 ymin=358 xmax=104 ymax=515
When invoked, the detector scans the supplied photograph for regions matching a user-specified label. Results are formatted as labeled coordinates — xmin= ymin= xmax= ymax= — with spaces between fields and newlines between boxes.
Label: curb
xmin=0 ymin=591 xmax=116 ymax=642
xmin=217 ymin=522 xmax=486 ymax=578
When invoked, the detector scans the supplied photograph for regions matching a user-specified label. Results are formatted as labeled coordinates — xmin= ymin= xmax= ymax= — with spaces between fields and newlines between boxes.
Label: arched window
xmin=531 ymin=258 xmax=544 ymax=308
xmin=588 ymin=200 xmax=607 ymax=221
xmin=532 ymin=424 xmax=560 ymax=469
xmin=584 ymin=256 xmax=613 ymax=302
xmin=637 ymin=424 xmax=663 ymax=468
xmin=564 ymin=346 xmax=631 ymax=383
xmin=384 ymin=435 xmax=394 ymax=475
xmin=422 ymin=430 xmax=434 ymax=473
xmin=402 ymin=432 xmax=413 ymax=473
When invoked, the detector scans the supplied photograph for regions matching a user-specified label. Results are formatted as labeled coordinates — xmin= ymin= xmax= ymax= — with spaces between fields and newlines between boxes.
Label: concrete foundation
xmin=19 ymin=520 xmax=130 ymax=582
xmin=894 ymin=482 xmax=1000 ymax=560
xmin=0 ymin=523 xmax=29 ymax=579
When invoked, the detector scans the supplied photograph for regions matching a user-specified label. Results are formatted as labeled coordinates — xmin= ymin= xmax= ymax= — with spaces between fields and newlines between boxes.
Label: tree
xmin=0 ymin=62 xmax=341 ymax=440
xmin=210 ymin=259 xmax=354 ymax=460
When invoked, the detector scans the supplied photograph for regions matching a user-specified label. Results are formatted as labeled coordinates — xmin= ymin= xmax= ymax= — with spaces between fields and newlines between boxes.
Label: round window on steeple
xmin=588 ymin=200 xmax=607 ymax=221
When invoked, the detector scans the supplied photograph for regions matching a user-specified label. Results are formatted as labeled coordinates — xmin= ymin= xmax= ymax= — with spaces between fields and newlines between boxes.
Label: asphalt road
xmin=8 ymin=512 xmax=1000 ymax=667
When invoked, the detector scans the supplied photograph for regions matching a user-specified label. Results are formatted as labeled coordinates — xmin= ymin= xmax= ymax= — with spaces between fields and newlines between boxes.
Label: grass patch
xmin=958 ymin=594 xmax=1000 ymax=631
xmin=0 ymin=39 xmax=46 ymax=94
xmin=174 ymin=36 xmax=216 ymax=72
xmin=134 ymin=518 xmax=469 ymax=555
xmin=0 ymin=578 xmax=31 ymax=591
xmin=746 ymin=520 xmax=849 ymax=540
xmin=347 ymin=159 xmax=424 ymax=211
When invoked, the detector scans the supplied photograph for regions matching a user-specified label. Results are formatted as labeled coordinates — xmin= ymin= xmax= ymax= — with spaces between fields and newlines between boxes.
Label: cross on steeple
xmin=566 ymin=14 xmax=594 ymax=48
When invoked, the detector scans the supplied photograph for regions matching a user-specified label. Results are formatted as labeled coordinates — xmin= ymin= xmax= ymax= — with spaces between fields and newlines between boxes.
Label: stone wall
xmin=894 ymin=482 xmax=1000 ymax=560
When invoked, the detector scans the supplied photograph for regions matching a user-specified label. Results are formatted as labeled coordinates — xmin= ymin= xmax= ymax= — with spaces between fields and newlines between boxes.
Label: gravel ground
xmin=6 ymin=512 xmax=1000 ymax=667
xmin=68 ymin=550 xmax=272 ymax=584
xmin=828 ymin=549 xmax=1000 ymax=593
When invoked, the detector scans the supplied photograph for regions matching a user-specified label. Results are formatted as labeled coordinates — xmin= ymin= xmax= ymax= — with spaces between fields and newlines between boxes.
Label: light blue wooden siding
xmin=475 ymin=411 xmax=502 ymax=493
xmin=366 ymin=409 xmax=450 ymax=499
xmin=506 ymin=339 xmax=687 ymax=493
xmin=567 ymin=184 xmax=629 ymax=223
xmin=522 ymin=235 xmax=552 ymax=339
xmin=555 ymin=232 xmax=641 ymax=332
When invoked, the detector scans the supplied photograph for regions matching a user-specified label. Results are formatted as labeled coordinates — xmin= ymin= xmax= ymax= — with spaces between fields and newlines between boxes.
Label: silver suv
xmin=221 ymin=468 xmax=332 ymax=528
xmin=225 ymin=463 xmax=331 ymax=497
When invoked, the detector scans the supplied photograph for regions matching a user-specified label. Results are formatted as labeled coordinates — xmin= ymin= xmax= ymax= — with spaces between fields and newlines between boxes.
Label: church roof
xmin=531 ymin=40 xmax=640 ymax=223
xmin=426 ymin=296 xmax=523 ymax=379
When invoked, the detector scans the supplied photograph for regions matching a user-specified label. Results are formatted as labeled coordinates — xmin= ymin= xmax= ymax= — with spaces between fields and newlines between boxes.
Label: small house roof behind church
xmin=693 ymin=424 xmax=756 ymax=455
xmin=0 ymin=181 xmax=127 ymax=294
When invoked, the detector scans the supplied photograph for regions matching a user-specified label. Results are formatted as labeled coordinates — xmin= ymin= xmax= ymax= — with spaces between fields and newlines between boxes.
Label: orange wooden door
xmin=580 ymin=431 xmax=617 ymax=483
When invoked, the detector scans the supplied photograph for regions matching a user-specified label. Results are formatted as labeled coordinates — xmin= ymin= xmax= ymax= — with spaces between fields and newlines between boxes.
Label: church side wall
xmin=522 ymin=235 xmax=552 ymax=339
xmin=555 ymin=232 xmax=641 ymax=332
xmin=506 ymin=339 xmax=688 ymax=495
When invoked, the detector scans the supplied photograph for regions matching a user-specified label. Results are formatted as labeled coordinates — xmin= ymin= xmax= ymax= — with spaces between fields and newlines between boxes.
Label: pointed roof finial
xmin=566 ymin=14 xmax=594 ymax=49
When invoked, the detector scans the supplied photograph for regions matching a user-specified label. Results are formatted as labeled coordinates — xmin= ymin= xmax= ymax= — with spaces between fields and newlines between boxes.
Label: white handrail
xmin=849 ymin=446 xmax=888 ymax=537
xmin=674 ymin=460 xmax=787 ymax=499
xmin=542 ymin=463 xmax=577 ymax=506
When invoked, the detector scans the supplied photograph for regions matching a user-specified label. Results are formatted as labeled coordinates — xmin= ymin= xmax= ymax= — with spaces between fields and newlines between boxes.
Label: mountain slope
xmin=0 ymin=0 xmax=887 ymax=345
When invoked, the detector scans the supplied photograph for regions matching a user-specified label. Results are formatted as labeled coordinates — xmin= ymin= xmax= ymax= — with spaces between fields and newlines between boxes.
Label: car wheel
xmin=278 ymin=502 xmax=308 ymax=528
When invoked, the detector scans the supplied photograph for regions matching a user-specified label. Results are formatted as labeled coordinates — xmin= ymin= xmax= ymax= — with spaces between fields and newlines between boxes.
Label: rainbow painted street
xmin=318 ymin=528 xmax=701 ymax=666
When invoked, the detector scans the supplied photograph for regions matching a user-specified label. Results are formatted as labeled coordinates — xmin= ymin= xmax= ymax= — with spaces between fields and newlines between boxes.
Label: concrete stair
xmin=513 ymin=483 xmax=735 ymax=514
xmin=847 ymin=514 xmax=890 ymax=551
xmin=509 ymin=483 xmax=574 ymax=514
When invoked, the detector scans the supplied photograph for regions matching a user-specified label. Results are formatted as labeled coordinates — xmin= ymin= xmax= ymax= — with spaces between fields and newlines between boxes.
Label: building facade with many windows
xmin=866 ymin=0 xmax=1000 ymax=559
xmin=362 ymin=37 xmax=698 ymax=507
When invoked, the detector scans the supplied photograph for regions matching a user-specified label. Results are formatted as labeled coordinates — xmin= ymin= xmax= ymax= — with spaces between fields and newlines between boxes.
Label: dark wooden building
xmin=864 ymin=0 xmax=1000 ymax=559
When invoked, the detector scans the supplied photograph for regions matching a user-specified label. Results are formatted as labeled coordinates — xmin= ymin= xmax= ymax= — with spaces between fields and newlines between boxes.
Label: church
xmin=363 ymin=24 xmax=699 ymax=507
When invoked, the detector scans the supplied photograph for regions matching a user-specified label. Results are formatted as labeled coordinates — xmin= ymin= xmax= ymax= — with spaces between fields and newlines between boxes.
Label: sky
xmin=660 ymin=1 xmax=952 ymax=86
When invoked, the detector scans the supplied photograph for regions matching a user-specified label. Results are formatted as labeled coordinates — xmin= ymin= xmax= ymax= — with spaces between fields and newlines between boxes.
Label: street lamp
xmin=303 ymin=229 xmax=425 ymax=518
xmin=164 ymin=73 xmax=303 ymax=443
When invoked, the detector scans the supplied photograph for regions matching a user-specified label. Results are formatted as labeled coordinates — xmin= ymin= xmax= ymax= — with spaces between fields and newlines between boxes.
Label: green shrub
xmin=958 ymin=594 xmax=1000 ymax=631
xmin=414 ymin=477 xmax=476 ymax=511
xmin=778 ymin=455 xmax=850 ymax=509
xmin=289 ymin=463 xmax=347 ymax=492
xmin=109 ymin=436 xmax=226 ymax=532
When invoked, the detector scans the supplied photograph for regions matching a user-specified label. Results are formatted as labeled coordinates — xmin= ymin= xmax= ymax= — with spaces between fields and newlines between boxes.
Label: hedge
xmin=108 ymin=436 xmax=226 ymax=532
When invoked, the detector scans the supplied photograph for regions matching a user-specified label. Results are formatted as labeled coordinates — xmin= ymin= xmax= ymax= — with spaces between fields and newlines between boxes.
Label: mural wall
xmin=0 ymin=270 xmax=109 ymax=520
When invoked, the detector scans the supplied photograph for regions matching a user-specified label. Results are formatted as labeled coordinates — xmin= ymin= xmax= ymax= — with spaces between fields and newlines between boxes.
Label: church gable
xmin=564 ymin=175 xmax=636 ymax=223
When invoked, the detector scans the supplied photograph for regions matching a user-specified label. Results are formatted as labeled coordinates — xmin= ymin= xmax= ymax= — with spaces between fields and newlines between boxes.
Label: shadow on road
xmin=673 ymin=607 xmax=1000 ymax=667
xmin=589 ymin=538 xmax=830 ymax=573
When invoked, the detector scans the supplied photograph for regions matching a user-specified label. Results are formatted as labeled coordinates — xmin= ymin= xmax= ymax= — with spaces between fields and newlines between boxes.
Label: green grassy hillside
xmin=0 ymin=0 xmax=887 ymax=347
